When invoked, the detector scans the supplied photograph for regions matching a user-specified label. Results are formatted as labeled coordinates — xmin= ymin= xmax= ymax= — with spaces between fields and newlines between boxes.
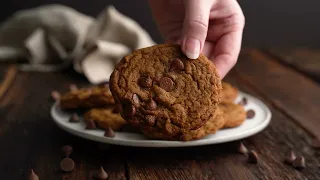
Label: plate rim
xmin=50 ymin=91 xmax=272 ymax=148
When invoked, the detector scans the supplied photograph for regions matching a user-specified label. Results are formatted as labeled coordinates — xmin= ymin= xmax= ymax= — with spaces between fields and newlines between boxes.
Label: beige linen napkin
xmin=0 ymin=4 xmax=156 ymax=84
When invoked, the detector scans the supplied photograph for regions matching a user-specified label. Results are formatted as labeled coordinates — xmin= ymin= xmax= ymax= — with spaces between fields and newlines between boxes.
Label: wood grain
xmin=0 ymin=71 xmax=126 ymax=180
xmin=233 ymin=49 xmax=320 ymax=141
xmin=264 ymin=48 xmax=320 ymax=82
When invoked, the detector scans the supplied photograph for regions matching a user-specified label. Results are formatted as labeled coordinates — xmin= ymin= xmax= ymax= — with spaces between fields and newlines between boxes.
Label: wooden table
xmin=0 ymin=48 xmax=320 ymax=180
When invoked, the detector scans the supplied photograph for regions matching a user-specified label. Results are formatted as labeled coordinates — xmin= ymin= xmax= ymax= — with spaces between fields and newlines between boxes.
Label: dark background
xmin=1 ymin=0 xmax=319 ymax=48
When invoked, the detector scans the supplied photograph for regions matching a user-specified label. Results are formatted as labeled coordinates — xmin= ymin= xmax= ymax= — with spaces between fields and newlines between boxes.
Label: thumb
xmin=181 ymin=0 xmax=211 ymax=59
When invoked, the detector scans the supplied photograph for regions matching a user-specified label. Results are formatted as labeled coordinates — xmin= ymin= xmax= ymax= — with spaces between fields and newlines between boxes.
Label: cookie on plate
xmin=84 ymin=107 xmax=127 ymax=131
xmin=109 ymin=44 xmax=222 ymax=140
xmin=221 ymin=82 xmax=238 ymax=103
xmin=180 ymin=107 xmax=225 ymax=141
xmin=59 ymin=85 xmax=115 ymax=109
xmin=219 ymin=102 xmax=246 ymax=128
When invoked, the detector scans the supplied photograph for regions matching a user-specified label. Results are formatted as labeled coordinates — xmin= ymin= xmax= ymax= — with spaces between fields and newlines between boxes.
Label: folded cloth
xmin=0 ymin=4 xmax=156 ymax=84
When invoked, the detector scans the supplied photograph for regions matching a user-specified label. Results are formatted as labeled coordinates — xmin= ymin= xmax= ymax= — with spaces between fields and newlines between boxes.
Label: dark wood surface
xmin=1 ymin=48 xmax=320 ymax=180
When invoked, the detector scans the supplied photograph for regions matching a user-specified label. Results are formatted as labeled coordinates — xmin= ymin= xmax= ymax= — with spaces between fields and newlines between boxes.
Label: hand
xmin=148 ymin=0 xmax=245 ymax=78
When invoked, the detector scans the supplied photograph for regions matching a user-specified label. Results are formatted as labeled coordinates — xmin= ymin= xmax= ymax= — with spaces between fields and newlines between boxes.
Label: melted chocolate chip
xmin=170 ymin=58 xmax=185 ymax=71
xmin=60 ymin=158 xmax=75 ymax=172
xmin=146 ymin=99 xmax=157 ymax=110
xmin=159 ymin=77 xmax=174 ymax=91
xmin=138 ymin=76 xmax=152 ymax=88
xmin=246 ymin=109 xmax=255 ymax=119
xmin=145 ymin=115 xmax=156 ymax=126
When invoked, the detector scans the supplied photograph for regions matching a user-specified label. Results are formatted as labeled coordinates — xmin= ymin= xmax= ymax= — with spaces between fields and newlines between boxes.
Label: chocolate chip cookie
xmin=219 ymin=102 xmax=246 ymax=128
xmin=59 ymin=85 xmax=115 ymax=109
xmin=180 ymin=107 xmax=225 ymax=141
xmin=110 ymin=44 xmax=222 ymax=140
xmin=84 ymin=108 xmax=127 ymax=131
xmin=221 ymin=82 xmax=238 ymax=103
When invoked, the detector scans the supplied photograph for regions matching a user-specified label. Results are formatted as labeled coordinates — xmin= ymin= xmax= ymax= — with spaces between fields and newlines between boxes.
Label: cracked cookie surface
xmin=110 ymin=44 xmax=222 ymax=139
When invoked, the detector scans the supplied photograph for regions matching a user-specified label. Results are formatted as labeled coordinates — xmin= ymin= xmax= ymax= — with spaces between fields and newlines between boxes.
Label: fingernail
xmin=184 ymin=38 xmax=200 ymax=59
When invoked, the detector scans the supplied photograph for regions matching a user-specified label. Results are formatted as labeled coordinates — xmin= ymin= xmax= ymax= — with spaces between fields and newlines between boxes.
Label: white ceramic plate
xmin=50 ymin=91 xmax=271 ymax=148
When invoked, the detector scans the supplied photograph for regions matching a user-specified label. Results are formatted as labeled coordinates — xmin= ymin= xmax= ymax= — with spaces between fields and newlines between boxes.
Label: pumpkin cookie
xmin=59 ymin=85 xmax=115 ymax=109
xmin=221 ymin=82 xmax=238 ymax=103
xmin=219 ymin=102 xmax=246 ymax=128
xmin=109 ymin=44 xmax=222 ymax=140
xmin=84 ymin=108 xmax=127 ymax=131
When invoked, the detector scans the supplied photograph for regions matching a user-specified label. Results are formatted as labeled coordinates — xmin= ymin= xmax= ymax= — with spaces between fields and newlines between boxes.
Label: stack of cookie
xmin=56 ymin=44 xmax=247 ymax=141
xmin=109 ymin=44 xmax=247 ymax=141
xmin=58 ymin=85 xmax=128 ymax=132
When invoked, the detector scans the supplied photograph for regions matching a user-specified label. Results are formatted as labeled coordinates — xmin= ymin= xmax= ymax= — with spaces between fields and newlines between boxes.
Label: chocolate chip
xmin=292 ymin=156 xmax=306 ymax=169
xmin=85 ymin=119 xmax=97 ymax=129
xmin=285 ymin=151 xmax=296 ymax=165
xmin=122 ymin=102 xmax=136 ymax=118
xmin=170 ymin=58 xmax=185 ymax=71
xmin=104 ymin=127 xmax=115 ymax=138
xmin=159 ymin=77 xmax=174 ymax=91
xmin=246 ymin=109 xmax=255 ymax=119
xmin=29 ymin=169 xmax=39 ymax=180
xmin=238 ymin=142 xmax=248 ymax=155
xmin=145 ymin=115 xmax=156 ymax=126
xmin=146 ymin=99 xmax=157 ymax=110
xmin=94 ymin=166 xmax=109 ymax=180
xmin=60 ymin=157 xmax=75 ymax=172
xmin=138 ymin=76 xmax=152 ymax=88
xmin=69 ymin=114 xmax=80 ymax=123
xmin=61 ymin=145 xmax=73 ymax=157
xmin=248 ymin=150 xmax=259 ymax=163
xmin=69 ymin=84 xmax=78 ymax=92
xmin=238 ymin=97 xmax=248 ymax=106
xmin=132 ymin=94 xmax=140 ymax=106
xmin=51 ymin=91 xmax=60 ymax=101
xmin=311 ymin=138 xmax=320 ymax=149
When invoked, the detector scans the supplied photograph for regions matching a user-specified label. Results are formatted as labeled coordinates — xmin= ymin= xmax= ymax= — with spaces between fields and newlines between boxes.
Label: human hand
xmin=148 ymin=0 xmax=245 ymax=78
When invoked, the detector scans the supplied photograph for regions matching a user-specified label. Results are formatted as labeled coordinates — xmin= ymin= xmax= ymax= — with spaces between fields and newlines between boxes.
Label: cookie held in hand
xmin=109 ymin=44 xmax=222 ymax=140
